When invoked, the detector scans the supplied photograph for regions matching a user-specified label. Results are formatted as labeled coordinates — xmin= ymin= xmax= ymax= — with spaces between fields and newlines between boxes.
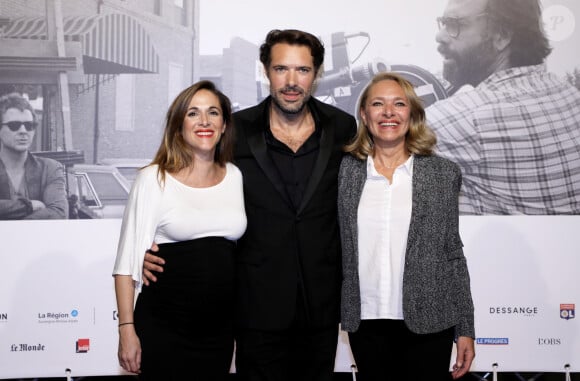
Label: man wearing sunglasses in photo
xmin=426 ymin=0 xmax=580 ymax=215
xmin=0 ymin=93 xmax=68 ymax=220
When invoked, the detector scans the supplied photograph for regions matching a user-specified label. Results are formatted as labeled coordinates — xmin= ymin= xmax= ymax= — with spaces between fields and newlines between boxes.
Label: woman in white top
xmin=113 ymin=80 xmax=247 ymax=380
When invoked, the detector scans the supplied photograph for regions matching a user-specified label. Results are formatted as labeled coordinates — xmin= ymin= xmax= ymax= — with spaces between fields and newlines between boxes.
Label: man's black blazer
xmin=233 ymin=96 xmax=357 ymax=331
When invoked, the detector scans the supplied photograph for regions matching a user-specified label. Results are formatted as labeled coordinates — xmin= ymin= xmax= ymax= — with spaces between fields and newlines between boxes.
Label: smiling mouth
xmin=281 ymin=86 xmax=303 ymax=98
xmin=195 ymin=131 xmax=215 ymax=137
xmin=283 ymin=94 xmax=300 ymax=102
xmin=282 ymin=89 xmax=301 ymax=96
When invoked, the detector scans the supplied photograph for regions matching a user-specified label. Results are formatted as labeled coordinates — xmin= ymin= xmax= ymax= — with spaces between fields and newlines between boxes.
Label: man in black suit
xmin=143 ymin=29 xmax=356 ymax=381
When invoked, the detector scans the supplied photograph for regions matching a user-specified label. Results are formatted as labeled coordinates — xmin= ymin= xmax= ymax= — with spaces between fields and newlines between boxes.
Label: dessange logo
xmin=489 ymin=306 xmax=538 ymax=317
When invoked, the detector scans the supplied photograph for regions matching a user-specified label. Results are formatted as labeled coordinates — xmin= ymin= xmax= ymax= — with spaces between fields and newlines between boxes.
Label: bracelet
xmin=118 ymin=322 xmax=134 ymax=327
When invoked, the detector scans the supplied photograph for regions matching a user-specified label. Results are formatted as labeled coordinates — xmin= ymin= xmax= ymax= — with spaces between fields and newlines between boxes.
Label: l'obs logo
xmin=538 ymin=338 xmax=561 ymax=345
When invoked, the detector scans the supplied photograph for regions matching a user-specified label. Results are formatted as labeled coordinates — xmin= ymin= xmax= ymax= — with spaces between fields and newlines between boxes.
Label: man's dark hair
xmin=487 ymin=0 xmax=552 ymax=67
xmin=259 ymin=29 xmax=325 ymax=75
xmin=0 ymin=93 xmax=36 ymax=124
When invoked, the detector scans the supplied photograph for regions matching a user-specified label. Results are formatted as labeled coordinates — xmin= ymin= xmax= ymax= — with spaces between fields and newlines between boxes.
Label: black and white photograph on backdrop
xmin=0 ymin=0 xmax=579 ymax=380
xmin=1 ymin=0 xmax=578 ymax=220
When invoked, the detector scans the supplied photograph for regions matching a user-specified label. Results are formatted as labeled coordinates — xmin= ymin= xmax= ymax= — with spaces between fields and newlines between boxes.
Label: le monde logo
xmin=11 ymin=343 xmax=46 ymax=352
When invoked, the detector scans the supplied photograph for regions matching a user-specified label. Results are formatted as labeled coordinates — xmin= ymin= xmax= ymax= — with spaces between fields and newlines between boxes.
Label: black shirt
xmin=264 ymin=120 xmax=321 ymax=211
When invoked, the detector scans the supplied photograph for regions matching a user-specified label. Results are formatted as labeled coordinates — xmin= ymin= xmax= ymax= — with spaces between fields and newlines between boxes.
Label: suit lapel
xmin=297 ymin=125 xmax=334 ymax=214
xmin=0 ymin=159 xmax=10 ymax=199
xmin=297 ymin=101 xmax=335 ymax=214
xmin=245 ymin=101 xmax=293 ymax=208
xmin=24 ymin=154 xmax=42 ymax=199
xmin=245 ymin=98 xmax=337 ymax=213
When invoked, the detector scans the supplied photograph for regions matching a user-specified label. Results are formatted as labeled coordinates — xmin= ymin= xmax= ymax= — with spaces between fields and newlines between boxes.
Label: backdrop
xmin=0 ymin=217 xmax=578 ymax=379
xmin=0 ymin=0 xmax=578 ymax=378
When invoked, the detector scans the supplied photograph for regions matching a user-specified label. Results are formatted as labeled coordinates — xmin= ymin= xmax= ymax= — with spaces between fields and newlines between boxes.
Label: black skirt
xmin=134 ymin=236 xmax=236 ymax=380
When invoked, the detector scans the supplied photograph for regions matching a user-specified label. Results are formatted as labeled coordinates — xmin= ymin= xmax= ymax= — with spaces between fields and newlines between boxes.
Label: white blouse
xmin=112 ymin=162 xmax=247 ymax=291
xmin=357 ymin=155 xmax=413 ymax=320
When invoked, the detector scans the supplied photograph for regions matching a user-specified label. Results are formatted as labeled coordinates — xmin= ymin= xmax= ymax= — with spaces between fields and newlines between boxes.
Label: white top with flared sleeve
xmin=112 ymin=162 xmax=247 ymax=291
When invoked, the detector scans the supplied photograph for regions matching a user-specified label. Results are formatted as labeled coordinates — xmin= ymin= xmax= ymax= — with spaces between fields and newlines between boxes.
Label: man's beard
xmin=270 ymin=85 xmax=311 ymax=115
xmin=443 ymin=38 xmax=495 ymax=90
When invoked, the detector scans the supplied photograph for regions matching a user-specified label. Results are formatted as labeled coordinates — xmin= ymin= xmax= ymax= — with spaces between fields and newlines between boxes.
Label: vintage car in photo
xmin=67 ymin=164 xmax=131 ymax=219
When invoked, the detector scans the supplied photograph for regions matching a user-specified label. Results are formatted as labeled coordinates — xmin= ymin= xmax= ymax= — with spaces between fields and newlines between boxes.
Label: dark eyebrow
xmin=187 ymin=106 xmax=221 ymax=112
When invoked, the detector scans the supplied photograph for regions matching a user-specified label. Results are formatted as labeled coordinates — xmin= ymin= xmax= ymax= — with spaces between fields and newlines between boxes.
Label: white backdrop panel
xmin=457 ymin=216 xmax=578 ymax=373
xmin=0 ymin=217 xmax=578 ymax=378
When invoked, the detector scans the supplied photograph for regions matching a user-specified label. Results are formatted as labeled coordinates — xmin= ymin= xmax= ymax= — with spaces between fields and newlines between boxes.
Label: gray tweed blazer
xmin=338 ymin=154 xmax=475 ymax=338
